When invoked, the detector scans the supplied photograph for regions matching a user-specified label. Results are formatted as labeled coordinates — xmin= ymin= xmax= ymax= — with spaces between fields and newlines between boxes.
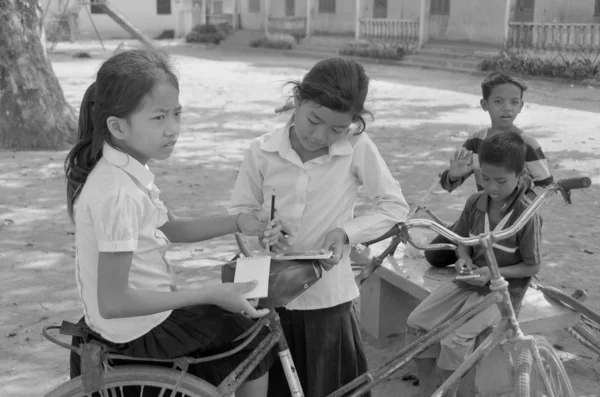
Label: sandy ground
xmin=1 ymin=42 xmax=599 ymax=396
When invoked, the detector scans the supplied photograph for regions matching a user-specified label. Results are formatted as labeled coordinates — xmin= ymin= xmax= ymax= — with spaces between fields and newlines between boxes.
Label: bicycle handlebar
xmin=557 ymin=176 xmax=591 ymax=190
xmin=403 ymin=177 xmax=591 ymax=250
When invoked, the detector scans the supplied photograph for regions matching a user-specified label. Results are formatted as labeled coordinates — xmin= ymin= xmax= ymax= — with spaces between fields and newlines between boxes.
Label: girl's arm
xmin=228 ymin=140 xmax=265 ymax=215
xmin=339 ymin=135 xmax=409 ymax=245
xmin=159 ymin=211 xmax=240 ymax=243
xmin=97 ymin=251 xmax=267 ymax=319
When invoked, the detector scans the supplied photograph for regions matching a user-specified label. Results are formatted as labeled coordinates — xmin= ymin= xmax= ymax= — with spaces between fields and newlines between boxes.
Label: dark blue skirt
xmin=70 ymin=305 xmax=277 ymax=385
xmin=267 ymin=301 xmax=371 ymax=397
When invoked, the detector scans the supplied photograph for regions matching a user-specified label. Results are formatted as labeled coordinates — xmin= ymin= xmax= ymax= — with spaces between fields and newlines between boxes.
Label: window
xmin=213 ymin=0 xmax=223 ymax=14
xmin=595 ymin=0 xmax=600 ymax=16
xmin=90 ymin=0 xmax=105 ymax=14
xmin=319 ymin=0 xmax=335 ymax=14
xmin=249 ymin=0 xmax=260 ymax=13
xmin=430 ymin=0 xmax=450 ymax=15
xmin=373 ymin=0 xmax=387 ymax=18
xmin=157 ymin=0 xmax=171 ymax=15
xmin=286 ymin=0 xmax=295 ymax=16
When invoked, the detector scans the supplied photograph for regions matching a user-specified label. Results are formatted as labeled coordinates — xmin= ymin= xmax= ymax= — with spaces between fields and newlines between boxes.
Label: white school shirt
xmin=229 ymin=123 xmax=409 ymax=310
xmin=74 ymin=143 xmax=175 ymax=343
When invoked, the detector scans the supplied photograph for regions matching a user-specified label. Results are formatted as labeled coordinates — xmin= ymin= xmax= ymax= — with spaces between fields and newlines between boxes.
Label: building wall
xmin=429 ymin=0 xmax=506 ymax=45
xmin=533 ymin=0 xmax=600 ymax=23
xmin=239 ymin=0 xmax=419 ymax=34
xmin=361 ymin=0 xmax=420 ymax=20
xmin=240 ymin=0 xmax=265 ymax=30
xmin=42 ymin=0 xmax=178 ymax=40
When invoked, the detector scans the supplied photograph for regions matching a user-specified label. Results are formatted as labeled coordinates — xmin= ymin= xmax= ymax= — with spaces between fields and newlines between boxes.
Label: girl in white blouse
xmin=64 ymin=49 xmax=281 ymax=397
xmin=229 ymin=57 xmax=410 ymax=397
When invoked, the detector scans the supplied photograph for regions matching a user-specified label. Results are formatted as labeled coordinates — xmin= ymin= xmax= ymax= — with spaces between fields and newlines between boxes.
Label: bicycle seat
xmin=221 ymin=259 xmax=322 ymax=309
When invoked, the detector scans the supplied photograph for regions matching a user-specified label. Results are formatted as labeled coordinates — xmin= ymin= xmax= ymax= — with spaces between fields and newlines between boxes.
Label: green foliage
xmin=338 ymin=41 xmax=407 ymax=61
xmin=479 ymin=51 xmax=600 ymax=81
xmin=249 ymin=37 xmax=293 ymax=50
xmin=185 ymin=23 xmax=232 ymax=44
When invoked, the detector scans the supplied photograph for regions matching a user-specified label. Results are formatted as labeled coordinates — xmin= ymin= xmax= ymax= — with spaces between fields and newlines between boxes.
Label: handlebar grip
xmin=558 ymin=177 xmax=592 ymax=190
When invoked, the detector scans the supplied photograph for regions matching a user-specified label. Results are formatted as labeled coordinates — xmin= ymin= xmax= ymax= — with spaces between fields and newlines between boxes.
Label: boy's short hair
xmin=479 ymin=131 xmax=527 ymax=174
xmin=481 ymin=72 xmax=528 ymax=100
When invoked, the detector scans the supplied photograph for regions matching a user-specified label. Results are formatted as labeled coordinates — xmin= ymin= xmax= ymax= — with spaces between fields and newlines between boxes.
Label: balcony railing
xmin=359 ymin=18 xmax=419 ymax=44
xmin=507 ymin=22 xmax=600 ymax=52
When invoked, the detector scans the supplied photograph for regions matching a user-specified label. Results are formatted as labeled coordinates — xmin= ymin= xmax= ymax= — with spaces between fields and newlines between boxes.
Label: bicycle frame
xmin=326 ymin=178 xmax=589 ymax=397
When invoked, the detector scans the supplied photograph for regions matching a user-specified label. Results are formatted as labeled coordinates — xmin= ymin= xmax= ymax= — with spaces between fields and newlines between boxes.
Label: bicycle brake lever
xmin=559 ymin=187 xmax=572 ymax=204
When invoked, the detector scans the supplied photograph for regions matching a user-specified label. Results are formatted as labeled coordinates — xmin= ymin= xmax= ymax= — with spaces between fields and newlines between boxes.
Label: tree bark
xmin=0 ymin=0 xmax=76 ymax=150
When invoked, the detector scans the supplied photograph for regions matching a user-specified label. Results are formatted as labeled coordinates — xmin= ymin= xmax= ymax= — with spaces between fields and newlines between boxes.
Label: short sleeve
xmin=90 ymin=189 xmax=143 ymax=252
xmin=518 ymin=213 xmax=542 ymax=266
xmin=451 ymin=194 xmax=477 ymax=237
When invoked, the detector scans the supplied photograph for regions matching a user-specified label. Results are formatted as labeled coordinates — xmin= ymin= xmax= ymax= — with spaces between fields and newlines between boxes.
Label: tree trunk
xmin=0 ymin=0 xmax=76 ymax=150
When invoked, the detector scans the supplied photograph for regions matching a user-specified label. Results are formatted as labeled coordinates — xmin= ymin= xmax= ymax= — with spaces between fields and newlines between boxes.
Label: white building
xmin=42 ymin=0 xmax=178 ymax=40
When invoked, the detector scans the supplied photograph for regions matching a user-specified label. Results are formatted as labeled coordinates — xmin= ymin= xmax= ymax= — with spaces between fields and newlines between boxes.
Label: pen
xmin=266 ymin=192 xmax=275 ymax=252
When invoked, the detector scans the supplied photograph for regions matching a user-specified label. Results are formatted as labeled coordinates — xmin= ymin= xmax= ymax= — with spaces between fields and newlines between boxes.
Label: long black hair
xmin=287 ymin=57 xmax=372 ymax=133
xmin=64 ymin=49 xmax=179 ymax=222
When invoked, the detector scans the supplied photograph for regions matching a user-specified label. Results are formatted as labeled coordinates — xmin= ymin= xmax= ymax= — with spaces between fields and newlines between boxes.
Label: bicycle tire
xmin=515 ymin=335 xmax=575 ymax=397
xmin=540 ymin=286 xmax=600 ymax=325
xmin=570 ymin=316 xmax=600 ymax=356
xmin=44 ymin=365 xmax=218 ymax=397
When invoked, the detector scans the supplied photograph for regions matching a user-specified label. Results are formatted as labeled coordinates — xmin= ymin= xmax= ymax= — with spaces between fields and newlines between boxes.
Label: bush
xmin=338 ymin=41 xmax=407 ymax=61
xmin=155 ymin=29 xmax=175 ymax=40
xmin=479 ymin=51 xmax=600 ymax=81
xmin=185 ymin=23 xmax=231 ymax=44
xmin=249 ymin=37 xmax=293 ymax=50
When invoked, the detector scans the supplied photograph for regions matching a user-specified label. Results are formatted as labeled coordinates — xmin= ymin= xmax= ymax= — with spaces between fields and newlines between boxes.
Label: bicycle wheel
xmin=539 ymin=286 xmax=600 ymax=325
xmin=569 ymin=315 xmax=600 ymax=356
xmin=515 ymin=336 xmax=575 ymax=397
xmin=44 ymin=365 xmax=218 ymax=397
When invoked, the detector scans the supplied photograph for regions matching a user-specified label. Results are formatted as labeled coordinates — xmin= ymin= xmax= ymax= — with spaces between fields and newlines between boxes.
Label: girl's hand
xmin=237 ymin=211 xmax=282 ymax=245
xmin=448 ymin=148 xmax=474 ymax=179
xmin=462 ymin=266 xmax=492 ymax=287
xmin=213 ymin=281 xmax=270 ymax=318
xmin=454 ymin=257 xmax=476 ymax=274
xmin=319 ymin=228 xmax=347 ymax=271
xmin=259 ymin=229 xmax=293 ymax=253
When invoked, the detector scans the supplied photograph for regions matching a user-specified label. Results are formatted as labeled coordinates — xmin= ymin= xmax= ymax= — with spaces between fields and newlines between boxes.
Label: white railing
xmin=268 ymin=17 xmax=307 ymax=36
xmin=359 ymin=19 xmax=419 ymax=44
xmin=507 ymin=22 xmax=600 ymax=52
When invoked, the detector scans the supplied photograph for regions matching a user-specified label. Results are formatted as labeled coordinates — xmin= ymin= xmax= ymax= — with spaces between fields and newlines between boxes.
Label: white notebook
xmin=233 ymin=256 xmax=271 ymax=299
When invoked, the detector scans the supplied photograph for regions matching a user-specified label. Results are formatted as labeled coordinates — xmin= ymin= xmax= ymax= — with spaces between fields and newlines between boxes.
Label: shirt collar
xmin=475 ymin=177 xmax=531 ymax=213
xmin=102 ymin=143 xmax=155 ymax=189
xmin=260 ymin=118 xmax=354 ymax=158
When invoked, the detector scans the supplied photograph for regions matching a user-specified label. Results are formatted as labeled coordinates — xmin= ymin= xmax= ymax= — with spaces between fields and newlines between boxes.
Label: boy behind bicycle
xmin=406 ymin=131 xmax=543 ymax=397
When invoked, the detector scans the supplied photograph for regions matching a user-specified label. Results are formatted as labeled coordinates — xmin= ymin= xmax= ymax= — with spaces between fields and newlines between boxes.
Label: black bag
xmin=221 ymin=258 xmax=323 ymax=309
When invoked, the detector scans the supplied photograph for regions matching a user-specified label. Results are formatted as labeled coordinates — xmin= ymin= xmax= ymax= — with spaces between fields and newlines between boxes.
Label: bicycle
xmin=42 ymin=176 xmax=592 ymax=397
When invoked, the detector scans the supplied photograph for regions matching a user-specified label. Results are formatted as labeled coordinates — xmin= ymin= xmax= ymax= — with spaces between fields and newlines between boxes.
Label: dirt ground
xmin=1 ymin=41 xmax=599 ymax=396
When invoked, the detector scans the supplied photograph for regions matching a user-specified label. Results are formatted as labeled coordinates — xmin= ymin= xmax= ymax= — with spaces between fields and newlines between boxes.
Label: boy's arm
xmin=524 ymin=135 xmax=554 ymax=188
xmin=499 ymin=213 xmax=543 ymax=279
xmin=340 ymin=137 xmax=409 ymax=245
xmin=451 ymin=195 xmax=475 ymax=259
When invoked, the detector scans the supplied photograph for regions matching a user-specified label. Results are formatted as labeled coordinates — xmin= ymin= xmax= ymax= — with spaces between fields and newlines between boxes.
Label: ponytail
xmin=64 ymin=82 xmax=103 ymax=222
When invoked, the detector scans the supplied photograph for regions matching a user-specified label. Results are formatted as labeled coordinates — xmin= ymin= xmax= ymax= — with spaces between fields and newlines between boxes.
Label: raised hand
xmin=448 ymin=147 xmax=474 ymax=179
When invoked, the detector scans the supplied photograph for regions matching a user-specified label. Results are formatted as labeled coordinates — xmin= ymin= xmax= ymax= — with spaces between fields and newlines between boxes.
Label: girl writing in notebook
xmin=229 ymin=57 xmax=410 ymax=397
xmin=64 ymin=49 xmax=281 ymax=397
